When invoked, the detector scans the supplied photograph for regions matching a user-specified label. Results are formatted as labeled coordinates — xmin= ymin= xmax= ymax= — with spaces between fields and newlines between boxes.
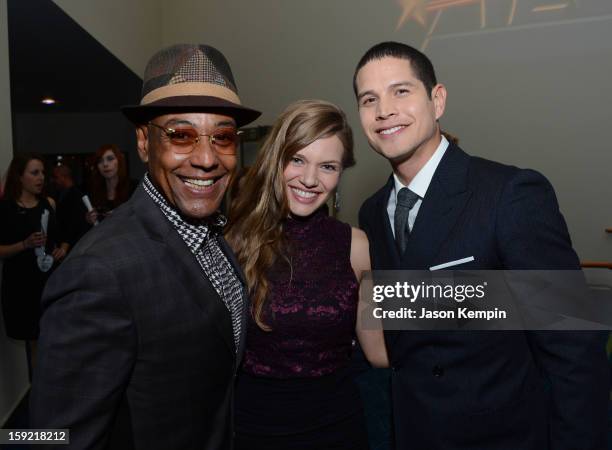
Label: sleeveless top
xmin=0 ymin=197 xmax=60 ymax=339
xmin=241 ymin=209 xmax=359 ymax=378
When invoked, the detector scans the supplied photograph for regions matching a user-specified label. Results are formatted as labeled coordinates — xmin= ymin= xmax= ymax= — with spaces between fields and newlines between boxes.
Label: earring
xmin=334 ymin=189 xmax=341 ymax=214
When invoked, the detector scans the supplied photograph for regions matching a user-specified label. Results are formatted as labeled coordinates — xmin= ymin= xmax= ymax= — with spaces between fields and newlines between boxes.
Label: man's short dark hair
xmin=353 ymin=41 xmax=438 ymax=99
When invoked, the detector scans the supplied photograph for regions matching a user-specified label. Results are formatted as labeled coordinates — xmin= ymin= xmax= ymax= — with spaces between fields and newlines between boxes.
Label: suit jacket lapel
xmin=402 ymin=144 xmax=472 ymax=269
xmin=164 ymin=229 xmax=235 ymax=354
xmin=370 ymin=177 xmax=403 ymax=350
xmin=375 ymin=176 xmax=401 ymax=268
xmin=132 ymin=186 xmax=235 ymax=355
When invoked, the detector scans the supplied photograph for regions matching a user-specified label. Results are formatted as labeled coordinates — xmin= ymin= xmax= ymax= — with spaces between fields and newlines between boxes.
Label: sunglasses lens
xmin=167 ymin=129 xmax=198 ymax=152
xmin=212 ymin=129 xmax=240 ymax=154
xmin=212 ymin=130 xmax=237 ymax=147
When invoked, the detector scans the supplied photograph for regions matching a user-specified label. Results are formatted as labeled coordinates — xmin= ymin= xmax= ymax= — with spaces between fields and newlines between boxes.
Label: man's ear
xmin=431 ymin=83 xmax=447 ymax=120
xmin=135 ymin=125 xmax=149 ymax=163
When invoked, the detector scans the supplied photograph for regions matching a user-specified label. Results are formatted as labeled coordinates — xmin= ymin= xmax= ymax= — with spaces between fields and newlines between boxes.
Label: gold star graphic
xmin=396 ymin=0 xmax=428 ymax=29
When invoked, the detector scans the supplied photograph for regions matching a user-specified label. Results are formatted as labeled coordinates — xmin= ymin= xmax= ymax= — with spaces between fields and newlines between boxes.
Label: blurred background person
xmin=0 ymin=153 xmax=68 ymax=375
xmin=86 ymin=144 xmax=136 ymax=225
xmin=226 ymin=100 xmax=387 ymax=450
xmin=50 ymin=164 xmax=89 ymax=248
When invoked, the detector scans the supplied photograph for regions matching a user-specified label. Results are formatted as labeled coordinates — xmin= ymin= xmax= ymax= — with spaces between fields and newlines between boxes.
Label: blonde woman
xmin=226 ymin=100 xmax=387 ymax=449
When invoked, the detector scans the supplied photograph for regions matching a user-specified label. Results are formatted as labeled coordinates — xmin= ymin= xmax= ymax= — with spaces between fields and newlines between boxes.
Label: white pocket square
xmin=429 ymin=256 xmax=475 ymax=271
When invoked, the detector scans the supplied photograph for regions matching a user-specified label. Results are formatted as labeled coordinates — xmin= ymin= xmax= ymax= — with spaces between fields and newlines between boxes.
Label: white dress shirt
xmin=387 ymin=136 xmax=449 ymax=237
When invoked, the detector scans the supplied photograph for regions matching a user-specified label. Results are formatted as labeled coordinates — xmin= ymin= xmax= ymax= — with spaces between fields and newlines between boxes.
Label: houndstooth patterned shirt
xmin=143 ymin=174 xmax=242 ymax=350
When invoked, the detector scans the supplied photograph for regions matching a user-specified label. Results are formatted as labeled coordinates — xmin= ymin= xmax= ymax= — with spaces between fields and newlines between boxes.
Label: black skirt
xmin=235 ymin=369 xmax=369 ymax=450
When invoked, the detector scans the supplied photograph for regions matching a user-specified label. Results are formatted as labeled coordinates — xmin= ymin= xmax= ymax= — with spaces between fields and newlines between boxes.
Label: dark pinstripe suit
xmin=30 ymin=185 xmax=248 ymax=450
xmin=359 ymin=143 xmax=609 ymax=450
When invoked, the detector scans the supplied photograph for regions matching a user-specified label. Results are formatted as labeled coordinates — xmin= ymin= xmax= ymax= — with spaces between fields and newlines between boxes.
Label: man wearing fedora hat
xmin=30 ymin=44 xmax=260 ymax=450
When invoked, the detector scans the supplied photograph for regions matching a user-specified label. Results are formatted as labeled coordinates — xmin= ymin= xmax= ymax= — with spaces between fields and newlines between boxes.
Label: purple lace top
xmin=241 ymin=209 xmax=359 ymax=379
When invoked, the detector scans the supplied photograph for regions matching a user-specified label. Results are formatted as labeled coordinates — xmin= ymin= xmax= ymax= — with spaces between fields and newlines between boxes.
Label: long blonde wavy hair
xmin=225 ymin=99 xmax=355 ymax=330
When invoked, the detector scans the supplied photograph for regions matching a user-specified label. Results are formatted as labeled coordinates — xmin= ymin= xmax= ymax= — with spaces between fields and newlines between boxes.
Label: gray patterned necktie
xmin=394 ymin=187 xmax=420 ymax=254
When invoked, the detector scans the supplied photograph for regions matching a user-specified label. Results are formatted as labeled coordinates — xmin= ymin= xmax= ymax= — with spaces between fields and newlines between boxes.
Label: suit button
xmin=432 ymin=365 xmax=444 ymax=377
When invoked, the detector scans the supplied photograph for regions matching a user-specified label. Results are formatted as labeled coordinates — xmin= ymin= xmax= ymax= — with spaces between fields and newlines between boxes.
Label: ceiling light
xmin=41 ymin=97 xmax=56 ymax=105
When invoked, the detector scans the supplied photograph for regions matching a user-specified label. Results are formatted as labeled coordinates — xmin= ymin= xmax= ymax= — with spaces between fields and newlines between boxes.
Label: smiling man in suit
xmin=30 ymin=44 xmax=260 ymax=450
xmin=354 ymin=41 xmax=608 ymax=450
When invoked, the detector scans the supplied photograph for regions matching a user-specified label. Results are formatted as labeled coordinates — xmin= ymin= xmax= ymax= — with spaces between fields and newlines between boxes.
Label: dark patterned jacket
xmin=31 ymin=185 xmax=248 ymax=450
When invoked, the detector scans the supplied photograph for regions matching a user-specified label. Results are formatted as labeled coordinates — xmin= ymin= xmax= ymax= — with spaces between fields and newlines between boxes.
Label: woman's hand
xmin=85 ymin=209 xmax=99 ymax=225
xmin=24 ymin=231 xmax=46 ymax=249
xmin=0 ymin=233 xmax=45 ymax=259
xmin=52 ymin=246 xmax=68 ymax=262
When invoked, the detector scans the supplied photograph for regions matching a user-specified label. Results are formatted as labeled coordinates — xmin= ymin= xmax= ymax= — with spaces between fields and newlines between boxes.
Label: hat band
xmin=141 ymin=82 xmax=241 ymax=106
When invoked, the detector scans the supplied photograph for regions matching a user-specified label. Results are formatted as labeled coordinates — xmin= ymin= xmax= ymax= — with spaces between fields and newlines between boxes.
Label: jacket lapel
xmin=370 ymin=177 xmax=404 ymax=350
xmin=164 ymin=229 xmax=235 ymax=354
xmin=132 ymin=186 xmax=235 ymax=355
xmin=401 ymin=144 xmax=472 ymax=269
xmin=375 ymin=176 xmax=401 ymax=269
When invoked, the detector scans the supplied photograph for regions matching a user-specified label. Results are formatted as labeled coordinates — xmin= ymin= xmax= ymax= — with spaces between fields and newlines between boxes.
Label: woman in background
xmin=86 ymin=144 xmax=136 ymax=224
xmin=226 ymin=100 xmax=387 ymax=449
xmin=0 ymin=153 xmax=68 ymax=371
